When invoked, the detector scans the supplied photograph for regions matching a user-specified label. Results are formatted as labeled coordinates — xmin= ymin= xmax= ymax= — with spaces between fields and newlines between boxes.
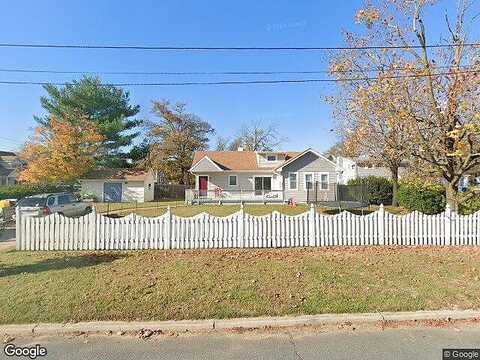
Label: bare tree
xmin=231 ymin=122 xmax=286 ymax=151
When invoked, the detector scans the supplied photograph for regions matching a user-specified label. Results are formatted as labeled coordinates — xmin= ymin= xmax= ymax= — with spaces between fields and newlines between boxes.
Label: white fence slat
xmin=16 ymin=207 xmax=480 ymax=251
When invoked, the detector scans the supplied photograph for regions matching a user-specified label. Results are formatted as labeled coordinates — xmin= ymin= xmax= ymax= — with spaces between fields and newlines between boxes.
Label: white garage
xmin=80 ymin=169 xmax=155 ymax=203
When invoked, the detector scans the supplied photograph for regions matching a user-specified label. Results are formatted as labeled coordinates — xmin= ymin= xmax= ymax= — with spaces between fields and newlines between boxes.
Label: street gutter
xmin=1 ymin=310 xmax=479 ymax=338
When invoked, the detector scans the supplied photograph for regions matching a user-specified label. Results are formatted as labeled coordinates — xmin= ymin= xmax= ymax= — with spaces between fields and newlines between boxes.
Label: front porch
xmin=185 ymin=189 xmax=284 ymax=204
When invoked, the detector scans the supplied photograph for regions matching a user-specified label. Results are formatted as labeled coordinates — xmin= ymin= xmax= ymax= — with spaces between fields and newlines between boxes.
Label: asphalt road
xmin=3 ymin=328 xmax=480 ymax=360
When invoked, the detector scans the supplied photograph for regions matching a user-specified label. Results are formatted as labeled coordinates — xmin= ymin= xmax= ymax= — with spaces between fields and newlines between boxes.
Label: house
xmin=187 ymin=148 xmax=340 ymax=204
xmin=0 ymin=151 xmax=22 ymax=186
xmin=334 ymin=156 xmax=407 ymax=184
xmin=79 ymin=168 xmax=155 ymax=203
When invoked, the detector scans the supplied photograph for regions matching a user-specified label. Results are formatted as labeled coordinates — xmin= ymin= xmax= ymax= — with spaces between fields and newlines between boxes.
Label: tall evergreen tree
xmin=36 ymin=76 xmax=141 ymax=167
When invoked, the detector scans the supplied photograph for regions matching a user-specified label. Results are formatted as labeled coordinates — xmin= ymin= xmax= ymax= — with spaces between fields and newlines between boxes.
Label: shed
xmin=80 ymin=169 xmax=155 ymax=203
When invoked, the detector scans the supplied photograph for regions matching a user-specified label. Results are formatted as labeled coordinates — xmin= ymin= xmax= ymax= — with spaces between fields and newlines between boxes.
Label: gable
xmin=190 ymin=156 xmax=224 ymax=172
xmin=281 ymin=151 xmax=336 ymax=173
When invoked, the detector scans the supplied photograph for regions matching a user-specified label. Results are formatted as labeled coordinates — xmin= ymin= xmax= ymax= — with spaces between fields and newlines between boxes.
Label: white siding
xmin=195 ymin=172 xmax=282 ymax=191
xmin=81 ymin=179 xmax=151 ymax=203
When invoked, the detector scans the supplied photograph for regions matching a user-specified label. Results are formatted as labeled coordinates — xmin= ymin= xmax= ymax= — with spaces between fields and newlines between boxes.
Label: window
xmin=228 ymin=175 xmax=238 ymax=186
xmin=17 ymin=197 xmax=46 ymax=207
xmin=289 ymin=173 xmax=297 ymax=190
xmin=304 ymin=173 xmax=314 ymax=190
xmin=67 ymin=194 xmax=78 ymax=203
xmin=47 ymin=197 xmax=56 ymax=207
xmin=266 ymin=155 xmax=277 ymax=162
xmin=320 ymin=173 xmax=329 ymax=190
xmin=254 ymin=177 xmax=272 ymax=195
xmin=58 ymin=195 xmax=70 ymax=205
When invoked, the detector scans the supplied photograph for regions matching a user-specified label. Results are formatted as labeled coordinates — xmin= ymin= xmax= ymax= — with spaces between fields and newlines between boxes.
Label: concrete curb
xmin=1 ymin=310 xmax=479 ymax=337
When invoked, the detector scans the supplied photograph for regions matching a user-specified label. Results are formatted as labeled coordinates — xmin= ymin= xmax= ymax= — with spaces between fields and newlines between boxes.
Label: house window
xmin=254 ymin=177 xmax=272 ymax=195
xmin=304 ymin=173 xmax=314 ymax=190
xmin=228 ymin=175 xmax=238 ymax=186
xmin=289 ymin=173 xmax=297 ymax=190
xmin=266 ymin=155 xmax=277 ymax=162
xmin=320 ymin=173 xmax=329 ymax=190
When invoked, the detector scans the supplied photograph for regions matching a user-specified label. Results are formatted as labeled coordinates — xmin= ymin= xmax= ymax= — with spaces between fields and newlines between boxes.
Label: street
xmin=3 ymin=327 xmax=480 ymax=360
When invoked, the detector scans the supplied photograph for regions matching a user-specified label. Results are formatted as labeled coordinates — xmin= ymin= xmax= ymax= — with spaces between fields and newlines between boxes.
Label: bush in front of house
xmin=0 ymin=183 xmax=78 ymax=200
xmin=347 ymin=176 xmax=393 ymax=205
xmin=458 ymin=191 xmax=480 ymax=215
xmin=397 ymin=182 xmax=446 ymax=214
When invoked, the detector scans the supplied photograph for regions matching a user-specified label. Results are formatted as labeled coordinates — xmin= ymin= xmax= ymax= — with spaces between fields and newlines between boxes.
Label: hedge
xmin=458 ymin=191 xmax=480 ymax=215
xmin=0 ymin=183 xmax=78 ymax=201
xmin=397 ymin=182 xmax=446 ymax=214
xmin=347 ymin=176 xmax=393 ymax=205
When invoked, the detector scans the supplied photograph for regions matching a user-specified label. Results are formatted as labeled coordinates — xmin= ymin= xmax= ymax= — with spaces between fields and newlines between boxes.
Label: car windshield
xmin=17 ymin=197 xmax=47 ymax=207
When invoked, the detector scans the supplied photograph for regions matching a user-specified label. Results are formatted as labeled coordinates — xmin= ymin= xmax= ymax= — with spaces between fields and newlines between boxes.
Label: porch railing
xmin=185 ymin=189 xmax=283 ymax=203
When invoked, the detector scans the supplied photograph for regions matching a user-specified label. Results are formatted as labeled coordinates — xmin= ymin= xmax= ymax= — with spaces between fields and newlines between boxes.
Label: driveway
xmin=0 ymin=226 xmax=15 ymax=251
xmin=3 ymin=327 xmax=480 ymax=360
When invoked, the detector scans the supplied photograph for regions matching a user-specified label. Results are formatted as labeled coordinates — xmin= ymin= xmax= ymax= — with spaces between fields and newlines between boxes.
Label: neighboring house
xmin=188 ymin=148 xmax=340 ymax=204
xmin=0 ymin=151 xmax=22 ymax=186
xmin=80 ymin=169 xmax=155 ymax=203
xmin=334 ymin=156 xmax=407 ymax=184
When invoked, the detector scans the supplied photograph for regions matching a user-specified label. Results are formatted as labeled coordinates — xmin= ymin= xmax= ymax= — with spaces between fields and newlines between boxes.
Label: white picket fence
xmin=15 ymin=205 xmax=480 ymax=251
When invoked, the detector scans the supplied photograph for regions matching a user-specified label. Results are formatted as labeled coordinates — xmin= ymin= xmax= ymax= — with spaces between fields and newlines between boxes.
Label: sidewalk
xmin=1 ymin=310 xmax=479 ymax=338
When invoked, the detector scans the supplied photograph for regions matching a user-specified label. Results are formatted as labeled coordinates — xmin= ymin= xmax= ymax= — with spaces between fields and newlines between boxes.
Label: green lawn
xmin=93 ymin=200 xmax=184 ymax=214
xmin=95 ymin=202 xmax=409 ymax=218
xmin=0 ymin=246 xmax=479 ymax=324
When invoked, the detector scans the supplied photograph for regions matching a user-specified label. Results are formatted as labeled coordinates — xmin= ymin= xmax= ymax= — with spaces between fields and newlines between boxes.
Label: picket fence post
xmin=238 ymin=203 xmax=245 ymax=248
xmin=89 ymin=208 xmax=96 ymax=250
xmin=165 ymin=206 xmax=172 ymax=249
xmin=308 ymin=203 xmax=315 ymax=246
xmin=15 ymin=206 xmax=21 ymax=250
xmin=445 ymin=204 xmax=452 ymax=246
xmin=378 ymin=204 xmax=385 ymax=245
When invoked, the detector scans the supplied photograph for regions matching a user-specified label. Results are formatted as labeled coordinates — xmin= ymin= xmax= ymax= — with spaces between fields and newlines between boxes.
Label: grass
xmin=95 ymin=202 xmax=409 ymax=218
xmin=93 ymin=200 xmax=184 ymax=214
xmin=0 ymin=246 xmax=479 ymax=324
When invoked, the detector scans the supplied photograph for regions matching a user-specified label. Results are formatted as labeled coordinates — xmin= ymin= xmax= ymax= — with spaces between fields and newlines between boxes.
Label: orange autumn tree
xmin=330 ymin=0 xmax=480 ymax=209
xmin=20 ymin=117 xmax=104 ymax=183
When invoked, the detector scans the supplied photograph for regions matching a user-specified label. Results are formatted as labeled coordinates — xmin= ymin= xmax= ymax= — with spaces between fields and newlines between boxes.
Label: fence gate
xmin=154 ymin=184 xmax=187 ymax=200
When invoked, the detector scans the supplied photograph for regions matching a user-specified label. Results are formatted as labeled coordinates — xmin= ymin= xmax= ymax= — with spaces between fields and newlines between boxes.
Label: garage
xmin=80 ymin=169 xmax=155 ymax=203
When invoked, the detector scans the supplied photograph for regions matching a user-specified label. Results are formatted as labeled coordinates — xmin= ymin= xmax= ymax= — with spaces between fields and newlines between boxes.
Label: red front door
xmin=199 ymin=176 xmax=208 ymax=197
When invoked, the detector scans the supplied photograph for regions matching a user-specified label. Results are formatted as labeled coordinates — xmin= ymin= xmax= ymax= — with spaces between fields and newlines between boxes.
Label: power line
xmin=0 ymin=65 xmax=469 ymax=76
xmin=0 ymin=69 xmax=476 ymax=87
xmin=0 ymin=68 xmax=336 ymax=76
xmin=0 ymin=42 xmax=478 ymax=51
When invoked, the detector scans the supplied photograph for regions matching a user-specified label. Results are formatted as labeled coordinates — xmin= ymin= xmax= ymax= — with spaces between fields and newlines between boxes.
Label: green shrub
xmin=458 ymin=191 xmax=480 ymax=215
xmin=397 ymin=182 xmax=446 ymax=214
xmin=347 ymin=176 xmax=393 ymax=205
xmin=0 ymin=183 xmax=78 ymax=200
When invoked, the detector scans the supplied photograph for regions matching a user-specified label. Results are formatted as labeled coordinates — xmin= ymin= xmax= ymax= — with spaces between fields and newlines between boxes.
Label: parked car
xmin=15 ymin=193 xmax=92 ymax=217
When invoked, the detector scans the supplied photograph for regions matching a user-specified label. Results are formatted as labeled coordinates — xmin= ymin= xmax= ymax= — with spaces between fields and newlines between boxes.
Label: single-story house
xmin=187 ymin=148 xmax=341 ymax=204
xmin=80 ymin=168 xmax=155 ymax=203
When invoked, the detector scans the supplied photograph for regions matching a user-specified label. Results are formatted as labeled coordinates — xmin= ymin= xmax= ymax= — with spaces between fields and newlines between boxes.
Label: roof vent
xmin=237 ymin=147 xmax=244 ymax=152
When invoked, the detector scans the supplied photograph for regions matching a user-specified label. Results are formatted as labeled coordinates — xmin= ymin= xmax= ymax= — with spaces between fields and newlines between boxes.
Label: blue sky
xmin=0 ymin=0 xmax=466 ymax=153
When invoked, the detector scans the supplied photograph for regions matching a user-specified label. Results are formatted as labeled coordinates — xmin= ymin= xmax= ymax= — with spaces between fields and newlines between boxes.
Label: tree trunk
xmin=391 ymin=166 xmax=399 ymax=207
xmin=445 ymin=182 xmax=458 ymax=211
